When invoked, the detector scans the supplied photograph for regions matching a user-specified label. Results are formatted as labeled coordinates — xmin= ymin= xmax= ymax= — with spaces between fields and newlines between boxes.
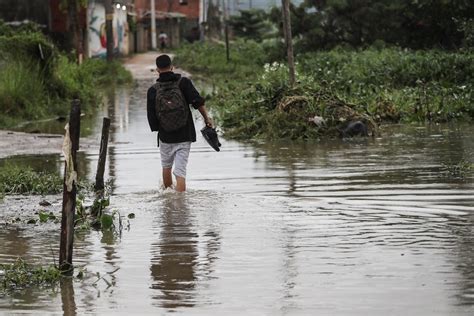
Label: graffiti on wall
xmin=88 ymin=0 xmax=129 ymax=58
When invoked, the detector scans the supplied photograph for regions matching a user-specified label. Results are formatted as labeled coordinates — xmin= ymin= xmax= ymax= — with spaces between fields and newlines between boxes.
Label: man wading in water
xmin=147 ymin=54 xmax=213 ymax=192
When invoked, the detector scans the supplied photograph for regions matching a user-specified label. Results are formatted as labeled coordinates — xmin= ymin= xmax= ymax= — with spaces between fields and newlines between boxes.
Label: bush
xmin=175 ymin=41 xmax=474 ymax=140
xmin=0 ymin=22 xmax=132 ymax=128
xmin=298 ymin=49 xmax=474 ymax=121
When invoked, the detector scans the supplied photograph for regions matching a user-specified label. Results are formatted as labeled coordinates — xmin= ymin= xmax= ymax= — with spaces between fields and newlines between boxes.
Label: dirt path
xmin=0 ymin=130 xmax=97 ymax=159
xmin=123 ymin=51 xmax=192 ymax=80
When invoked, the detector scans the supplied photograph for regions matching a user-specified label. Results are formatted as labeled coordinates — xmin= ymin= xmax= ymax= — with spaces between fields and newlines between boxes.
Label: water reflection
xmin=60 ymin=279 xmax=77 ymax=316
xmin=0 ymin=229 xmax=30 ymax=261
xmin=150 ymin=194 xmax=198 ymax=309
xmin=0 ymin=154 xmax=61 ymax=175
xmin=1 ymin=79 xmax=474 ymax=314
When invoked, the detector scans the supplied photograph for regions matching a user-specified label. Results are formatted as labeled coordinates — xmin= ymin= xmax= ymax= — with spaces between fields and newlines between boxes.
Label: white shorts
xmin=159 ymin=141 xmax=191 ymax=178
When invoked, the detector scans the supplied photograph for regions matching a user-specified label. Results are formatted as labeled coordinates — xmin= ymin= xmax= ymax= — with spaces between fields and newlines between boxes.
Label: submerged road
xmin=0 ymin=52 xmax=473 ymax=315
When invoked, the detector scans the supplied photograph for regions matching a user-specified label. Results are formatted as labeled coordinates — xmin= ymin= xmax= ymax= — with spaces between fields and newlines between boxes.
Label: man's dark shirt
xmin=147 ymin=72 xmax=204 ymax=143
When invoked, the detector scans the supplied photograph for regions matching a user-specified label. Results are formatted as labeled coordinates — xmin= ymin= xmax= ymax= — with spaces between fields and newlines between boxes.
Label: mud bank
xmin=0 ymin=130 xmax=98 ymax=159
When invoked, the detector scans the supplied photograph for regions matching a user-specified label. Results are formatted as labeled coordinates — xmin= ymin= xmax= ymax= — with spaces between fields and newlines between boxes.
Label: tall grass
xmin=0 ymin=164 xmax=63 ymax=195
xmin=0 ymin=61 xmax=46 ymax=121
xmin=0 ymin=24 xmax=133 ymax=129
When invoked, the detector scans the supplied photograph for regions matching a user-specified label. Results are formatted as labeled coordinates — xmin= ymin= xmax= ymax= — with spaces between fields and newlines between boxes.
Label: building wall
xmin=134 ymin=0 xmax=200 ymax=20
xmin=87 ymin=0 xmax=129 ymax=58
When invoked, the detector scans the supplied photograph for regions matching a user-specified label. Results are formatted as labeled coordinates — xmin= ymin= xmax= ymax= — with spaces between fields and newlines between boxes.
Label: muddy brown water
xmin=1 ymin=80 xmax=473 ymax=315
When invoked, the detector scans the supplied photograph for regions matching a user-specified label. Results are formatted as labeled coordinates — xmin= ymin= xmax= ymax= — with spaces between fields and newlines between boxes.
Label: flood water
xmin=1 ymin=79 xmax=474 ymax=315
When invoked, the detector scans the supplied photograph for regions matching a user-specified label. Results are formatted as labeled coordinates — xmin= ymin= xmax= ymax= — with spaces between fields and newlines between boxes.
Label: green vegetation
xmin=268 ymin=0 xmax=473 ymax=51
xmin=175 ymin=41 xmax=473 ymax=140
xmin=0 ymin=164 xmax=63 ymax=195
xmin=0 ymin=162 xmax=94 ymax=197
xmin=75 ymin=181 xmax=132 ymax=232
xmin=0 ymin=21 xmax=132 ymax=128
xmin=0 ymin=258 xmax=61 ymax=292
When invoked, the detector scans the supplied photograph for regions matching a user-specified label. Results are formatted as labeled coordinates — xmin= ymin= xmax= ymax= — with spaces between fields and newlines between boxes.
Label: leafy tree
xmin=229 ymin=9 xmax=277 ymax=42
xmin=270 ymin=0 xmax=474 ymax=51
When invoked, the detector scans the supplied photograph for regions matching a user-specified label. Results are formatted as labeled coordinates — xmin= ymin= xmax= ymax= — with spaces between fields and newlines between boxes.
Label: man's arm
xmin=147 ymin=86 xmax=159 ymax=131
xmin=198 ymin=105 xmax=213 ymax=128
xmin=180 ymin=77 xmax=213 ymax=127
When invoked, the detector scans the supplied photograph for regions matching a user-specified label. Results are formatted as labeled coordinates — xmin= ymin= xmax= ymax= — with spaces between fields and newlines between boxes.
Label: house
xmin=133 ymin=0 xmax=201 ymax=51
xmin=0 ymin=0 xmax=209 ymax=57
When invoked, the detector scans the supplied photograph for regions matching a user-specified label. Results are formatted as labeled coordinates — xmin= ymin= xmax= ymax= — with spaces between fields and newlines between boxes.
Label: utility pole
xmin=151 ymin=0 xmax=157 ymax=49
xmin=281 ymin=0 xmax=295 ymax=86
xmin=105 ymin=0 xmax=114 ymax=62
xmin=224 ymin=0 xmax=230 ymax=62
xmin=67 ymin=0 xmax=81 ymax=64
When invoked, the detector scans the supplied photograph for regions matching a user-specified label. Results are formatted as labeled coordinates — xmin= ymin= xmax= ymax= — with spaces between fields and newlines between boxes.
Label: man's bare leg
xmin=162 ymin=168 xmax=173 ymax=188
xmin=175 ymin=176 xmax=186 ymax=192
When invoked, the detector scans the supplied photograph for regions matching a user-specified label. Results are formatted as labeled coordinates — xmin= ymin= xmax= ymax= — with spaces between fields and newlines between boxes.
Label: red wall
xmin=50 ymin=0 xmax=86 ymax=32
xmin=135 ymin=0 xmax=200 ymax=20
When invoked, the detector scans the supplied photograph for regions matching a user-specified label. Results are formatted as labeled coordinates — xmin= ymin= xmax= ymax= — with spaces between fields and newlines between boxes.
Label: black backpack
xmin=154 ymin=78 xmax=188 ymax=132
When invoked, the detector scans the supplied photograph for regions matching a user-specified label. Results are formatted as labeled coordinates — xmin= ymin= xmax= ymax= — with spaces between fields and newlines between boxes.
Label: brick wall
xmin=134 ymin=0 xmax=200 ymax=20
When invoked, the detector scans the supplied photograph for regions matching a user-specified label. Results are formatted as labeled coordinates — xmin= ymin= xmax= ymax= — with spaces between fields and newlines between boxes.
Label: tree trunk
xmin=67 ymin=0 xmax=82 ymax=64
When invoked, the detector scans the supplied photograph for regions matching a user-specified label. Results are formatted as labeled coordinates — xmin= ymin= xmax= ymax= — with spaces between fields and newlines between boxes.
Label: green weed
xmin=0 ymin=164 xmax=63 ymax=195
xmin=0 ymin=258 xmax=61 ymax=292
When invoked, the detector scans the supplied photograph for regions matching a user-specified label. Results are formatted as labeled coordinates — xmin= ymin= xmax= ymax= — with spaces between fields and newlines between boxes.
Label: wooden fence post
xmin=59 ymin=99 xmax=81 ymax=274
xmin=95 ymin=117 xmax=111 ymax=191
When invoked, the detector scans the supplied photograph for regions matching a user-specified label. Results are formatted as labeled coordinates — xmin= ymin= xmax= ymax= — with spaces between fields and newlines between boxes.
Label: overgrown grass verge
xmin=0 ymin=164 xmax=63 ymax=195
xmin=0 ymin=162 xmax=95 ymax=197
xmin=174 ymin=41 xmax=473 ymax=140
xmin=0 ymin=21 xmax=133 ymax=129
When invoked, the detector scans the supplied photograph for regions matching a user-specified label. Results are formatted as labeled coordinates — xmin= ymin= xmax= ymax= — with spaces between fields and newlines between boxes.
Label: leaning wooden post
xmin=94 ymin=117 xmax=111 ymax=191
xmin=59 ymin=99 xmax=81 ymax=274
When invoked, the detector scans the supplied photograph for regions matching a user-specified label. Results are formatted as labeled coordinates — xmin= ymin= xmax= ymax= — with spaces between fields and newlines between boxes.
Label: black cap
xmin=156 ymin=54 xmax=172 ymax=69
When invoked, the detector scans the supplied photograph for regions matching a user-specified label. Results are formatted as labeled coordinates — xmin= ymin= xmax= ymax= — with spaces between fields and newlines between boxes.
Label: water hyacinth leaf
xmin=38 ymin=211 xmax=49 ymax=223
xmin=100 ymin=214 xmax=113 ymax=230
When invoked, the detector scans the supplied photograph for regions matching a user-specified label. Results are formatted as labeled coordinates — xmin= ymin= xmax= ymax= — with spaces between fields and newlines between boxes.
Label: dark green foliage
xmin=0 ymin=20 xmax=58 ymax=83
xmin=229 ymin=9 xmax=277 ymax=42
xmin=268 ymin=0 xmax=474 ymax=51
xmin=455 ymin=18 xmax=474 ymax=49
xmin=0 ymin=22 xmax=132 ymax=128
